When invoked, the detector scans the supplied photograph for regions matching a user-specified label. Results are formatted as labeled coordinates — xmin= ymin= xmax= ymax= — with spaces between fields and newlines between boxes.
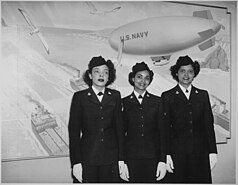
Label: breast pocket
xmin=192 ymin=101 xmax=204 ymax=118
xmin=147 ymin=103 xmax=159 ymax=116
xmin=104 ymin=101 xmax=117 ymax=116
xmin=170 ymin=99 xmax=185 ymax=119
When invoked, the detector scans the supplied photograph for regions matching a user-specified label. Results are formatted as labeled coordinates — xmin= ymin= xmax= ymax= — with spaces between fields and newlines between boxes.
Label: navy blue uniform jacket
xmin=161 ymin=85 xmax=217 ymax=155
xmin=122 ymin=92 xmax=166 ymax=162
xmin=68 ymin=87 xmax=124 ymax=167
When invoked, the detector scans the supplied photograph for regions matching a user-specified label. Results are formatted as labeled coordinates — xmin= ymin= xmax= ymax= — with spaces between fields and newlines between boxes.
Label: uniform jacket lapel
xmin=128 ymin=92 xmax=140 ymax=105
xmin=141 ymin=91 xmax=151 ymax=105
xmin=86 ymin=87 xmax=114 ymax=105
xmin=174 ymin=85 xmax=188 ymax=102
xmin=101 ymin=88 xmax=113 ymax=105
xmin=86 ymin=87 xmax=100 ymax=104
xmin=189 ymin=85 xmax=200 ymax=103
xmin=127 ymin=91 xmax=151 ymax=105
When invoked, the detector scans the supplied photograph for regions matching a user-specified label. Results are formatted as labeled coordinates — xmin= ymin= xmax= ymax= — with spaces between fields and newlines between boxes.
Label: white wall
xmin=2 ymin=157 xmax=72 ymax=183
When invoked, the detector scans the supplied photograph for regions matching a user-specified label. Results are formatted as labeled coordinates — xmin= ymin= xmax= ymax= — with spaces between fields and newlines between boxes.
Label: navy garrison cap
xmin=176 ymin=55 xmax=194 ymax=67
xmin=131 ymin=62 xmax=151 ymax=74
xmin=170 ymin=55 xmax=200 ymax=82
xmin=88 ymin=56 xmax=107 ymax=70
xmin=128 ymin=62 xmax=154 ymax=86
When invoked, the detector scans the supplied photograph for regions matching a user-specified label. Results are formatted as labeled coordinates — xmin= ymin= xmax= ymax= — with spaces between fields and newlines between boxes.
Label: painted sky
xmin=2 ymin=1 xmax=230 ymax=33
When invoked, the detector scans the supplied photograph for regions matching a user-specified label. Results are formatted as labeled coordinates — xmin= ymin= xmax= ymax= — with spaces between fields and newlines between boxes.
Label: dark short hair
xmin=128 ymin=62 xmax=154 ymax=86
xmin=83 ymin=56 xmax=116 ymax=86
xmin=170 ymin=55 xmax=200 ymax=82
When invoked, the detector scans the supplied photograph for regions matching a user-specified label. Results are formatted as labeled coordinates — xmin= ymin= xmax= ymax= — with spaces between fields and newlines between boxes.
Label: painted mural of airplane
xmin=85 ymin=2 xmax=121 ymax=15
xmin=109 ymin=10 xmax=224 ymax=66
xmin=18 ymin=8 xmax=50 ymax=55
xmin=15 ymin=7 xmax=224 ymax=90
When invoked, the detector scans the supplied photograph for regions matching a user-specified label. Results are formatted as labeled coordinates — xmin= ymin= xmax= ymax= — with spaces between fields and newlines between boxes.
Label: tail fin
xmin=193 ymin=10 xmax=213 ymax=20
xmin=198 ymin=37 xmax=215 ymax=51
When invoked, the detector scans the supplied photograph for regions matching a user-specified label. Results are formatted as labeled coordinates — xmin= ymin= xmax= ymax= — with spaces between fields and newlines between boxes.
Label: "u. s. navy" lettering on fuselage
xmin=120 ymin=31 xmax=148 ymax=42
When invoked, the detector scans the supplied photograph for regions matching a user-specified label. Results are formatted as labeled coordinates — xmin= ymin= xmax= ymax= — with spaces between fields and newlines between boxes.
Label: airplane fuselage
xmin=109 ymin=16 xmax=222 ymax=55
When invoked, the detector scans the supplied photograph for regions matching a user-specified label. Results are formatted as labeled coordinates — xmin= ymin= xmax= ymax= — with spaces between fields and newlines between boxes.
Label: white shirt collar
xmin=134 ymin=90 xmax=146 ymax=98
xmin=134 ymin=90 xmax=146 ymax=103
xmin=92 ymin=86 xmax=105 ymax=102
xmin=92 ymin=85 xmax=105 ymax=95
xmin=178 ymin=84 xmax=192 ymax=99
xmin=179 ymin=84 xmax=192 ymax=92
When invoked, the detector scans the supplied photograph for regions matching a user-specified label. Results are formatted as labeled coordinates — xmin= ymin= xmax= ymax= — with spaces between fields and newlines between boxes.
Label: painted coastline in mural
xmin=1 ymin=1 xmax=230 ymax=160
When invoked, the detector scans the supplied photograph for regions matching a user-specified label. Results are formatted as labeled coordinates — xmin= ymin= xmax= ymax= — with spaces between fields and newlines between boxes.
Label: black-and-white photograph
xmin=1 ymin=1 xmax=237 ymax=183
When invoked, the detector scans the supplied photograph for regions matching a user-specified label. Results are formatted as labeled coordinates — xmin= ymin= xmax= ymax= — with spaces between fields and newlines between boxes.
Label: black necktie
xmin=98 ymin=92 xmax=104 ymax=96
xmin=185 ymin=89 xmax=189 ymax=93
xmin=138 ymin=95 xmax=143 ymax=99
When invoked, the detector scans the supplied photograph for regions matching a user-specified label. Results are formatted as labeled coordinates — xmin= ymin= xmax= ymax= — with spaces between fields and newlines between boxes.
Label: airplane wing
xmin=18 ymin=8 xmax=50 ymax=54
xmin=18 ymin=8 xmax=38 ymax=32
xmin=37 ymin=32 xmax=50 ymax=54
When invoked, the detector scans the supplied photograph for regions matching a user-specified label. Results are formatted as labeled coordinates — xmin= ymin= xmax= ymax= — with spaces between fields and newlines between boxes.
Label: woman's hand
xmin=166 ymin=155 xmax=174 ymax=173
xmin=119 ymin=161 xmax=129 ymax=181
xmin=156 ymin=162 xmax=166 ymax=181
xmin=209 ymin=153 xmax=218 ymax=171
xmin=73 ymin=163 xmax=83 ymax=182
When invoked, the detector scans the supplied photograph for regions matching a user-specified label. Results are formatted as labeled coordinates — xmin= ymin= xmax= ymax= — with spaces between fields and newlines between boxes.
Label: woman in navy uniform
xmin=122 ymin=62 xmax=166 ymax=182
xmin=161 ymin=55 xmax=218 ymax=183
xmin=68 ymin=56 xmax=125 ymax=183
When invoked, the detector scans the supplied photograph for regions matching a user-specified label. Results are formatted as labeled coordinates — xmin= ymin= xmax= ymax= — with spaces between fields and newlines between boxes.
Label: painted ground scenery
xmin=1 ymin=1 xmax=231 ymax=160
